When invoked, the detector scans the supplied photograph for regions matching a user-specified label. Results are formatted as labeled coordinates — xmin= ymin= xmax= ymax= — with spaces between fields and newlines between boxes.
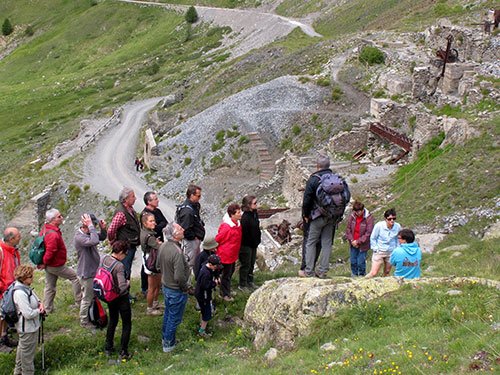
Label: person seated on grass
xmin=194 ymin=254 xmax=221 ymax=338
xmin=390 ymin=229 xmax=422 ymax=279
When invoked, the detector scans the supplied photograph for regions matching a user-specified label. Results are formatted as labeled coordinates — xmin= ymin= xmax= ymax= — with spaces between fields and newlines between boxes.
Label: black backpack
xmin=88 ymin=296 xmax=108 ymax=329
xmin=0 ymin=283 xmax=32 ymax=326
xmin=311 ymin=172 xmax=350 ymax=220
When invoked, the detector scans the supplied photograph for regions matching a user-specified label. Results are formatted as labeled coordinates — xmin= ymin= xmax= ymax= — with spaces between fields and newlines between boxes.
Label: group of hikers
xmin=0 ymin=154 xmax=422 ymax=373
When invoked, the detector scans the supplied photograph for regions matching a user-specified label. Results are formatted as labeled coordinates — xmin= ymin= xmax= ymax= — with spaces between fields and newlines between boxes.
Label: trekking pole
xmin=41 ymin=314 xmax=45 ymax=371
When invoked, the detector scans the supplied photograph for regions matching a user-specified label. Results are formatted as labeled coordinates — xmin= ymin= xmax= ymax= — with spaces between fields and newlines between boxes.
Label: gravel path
xmin=117 ymin=0 xmax=321 ymax=57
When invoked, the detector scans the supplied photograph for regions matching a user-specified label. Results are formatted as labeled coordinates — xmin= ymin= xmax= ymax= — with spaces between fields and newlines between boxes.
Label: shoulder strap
xmin=40 ymin=229 xmax=56 ymax=237
xmin=103 ymin=257 xmax=120 ymax=273
xmin=0 ymin=244 xmax=3 ymax=274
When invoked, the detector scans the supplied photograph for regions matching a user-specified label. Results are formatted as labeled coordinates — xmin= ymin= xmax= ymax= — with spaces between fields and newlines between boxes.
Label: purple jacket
xmin=345 ymin=209 xmax=374 ymax=252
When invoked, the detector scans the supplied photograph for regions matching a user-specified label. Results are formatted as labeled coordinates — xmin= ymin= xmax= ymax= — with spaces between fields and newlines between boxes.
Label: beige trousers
xmin=14 ymin=331 xmax=38 ymax=375
xmin=44 ymin=265 xmax=82 ymax=313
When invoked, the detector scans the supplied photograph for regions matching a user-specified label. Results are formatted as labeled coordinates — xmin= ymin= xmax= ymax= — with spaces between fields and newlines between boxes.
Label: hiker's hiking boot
xmin=0 ymin=335 xmax=17 ymax=347
xmin=119 ymin=350 xmax=132 ymax=361
xmin=146 ymin=307 xmax=162 ymax=316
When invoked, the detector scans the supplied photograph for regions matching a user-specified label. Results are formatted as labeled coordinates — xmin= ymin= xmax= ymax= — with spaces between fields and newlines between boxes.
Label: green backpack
xmin=29 ymin=230 xmax=55 ymax=265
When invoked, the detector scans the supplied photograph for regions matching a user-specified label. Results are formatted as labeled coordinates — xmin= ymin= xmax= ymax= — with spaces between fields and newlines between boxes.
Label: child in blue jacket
xmin=390 ymin=229 xmax=422 ymax=279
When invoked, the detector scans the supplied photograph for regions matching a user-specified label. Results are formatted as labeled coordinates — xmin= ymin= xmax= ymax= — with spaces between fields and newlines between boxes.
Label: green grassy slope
xmin=0 ymin=248 xmax=497 ymax=374
xmin=275 ymin=0 xmax=499 ymax=37
xmin=0 ymin=0 xmax=229 ymax=174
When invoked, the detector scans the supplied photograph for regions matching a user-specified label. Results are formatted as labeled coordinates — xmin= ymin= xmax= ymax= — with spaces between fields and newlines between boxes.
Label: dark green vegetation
xmin=358 ymin=46 xmax=385 ymax=66
xmin=2 ymin=17 xmax=13 ymax=36
xmin=185 ymin=5 xmax=199 ymax=23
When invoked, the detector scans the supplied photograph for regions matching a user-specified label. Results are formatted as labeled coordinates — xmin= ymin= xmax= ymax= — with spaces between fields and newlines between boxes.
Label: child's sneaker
xmin=198 ymin=328 xmax=212 ymax=338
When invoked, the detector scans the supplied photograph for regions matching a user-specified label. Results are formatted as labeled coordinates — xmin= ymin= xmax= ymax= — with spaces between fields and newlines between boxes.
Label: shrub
xmin=25 ymin=25 xmax=34 ymax=36
xmin=292 ymin=124 xmax=301 ymax=136
xmin=315 ymin=76 xmax=331 ymax=87
xmin=331 ymin=85 xmax=343 ymax=102
xmin=184 ymin=157 xmax=192 ymax=166
xmin=359 ymin=46 xmax=385 ymax=65
xmin=238 ymin=135 xmax=249 ymax=146
xmin=2 ymin=18 xmax=13 ymax=36
xmin=185 ymin=6 xmax=198 ymax=23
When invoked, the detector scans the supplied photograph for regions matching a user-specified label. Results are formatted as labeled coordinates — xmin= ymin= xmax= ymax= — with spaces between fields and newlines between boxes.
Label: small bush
xmin=25 ymin=25 xmax=34 ymax=36
xmin=215 ymin=130 xmax=225 ymax=142
xmin=184 ymin=157 xmax=192 ymax=166
xmin=238 ymin=135 xmax=250 ymax=146
xmin=2 ymin=18 xmax=13 ymax=36
xmin=331 ymin=85 xmax=343 ymax=102
xmin=315 ymin=76 xmax=331 ymax=87
xmin=210 ymin=153 xmax=225 ymax=168
xmin=359 ymin=46 xmax=385 ymax=65
xmin=292 ymin=124 xmax=301 ymax=136
xmin=185 ymin=6 xmax=198 ymax=23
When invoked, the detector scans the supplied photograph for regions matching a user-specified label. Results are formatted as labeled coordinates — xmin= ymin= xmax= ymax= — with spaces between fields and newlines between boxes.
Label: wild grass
xmin=0 ymin=0 xmax=231 ymax=175
xmin=389 ymin=124 xmax=500 ymax=227
xmin=0 ymin=234 xmax=497 ymax=374
xmin=312 ymin=0 xmax=500 ymax=38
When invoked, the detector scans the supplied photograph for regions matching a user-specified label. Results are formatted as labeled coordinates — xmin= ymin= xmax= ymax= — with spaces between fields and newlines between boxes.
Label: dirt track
xmin=118 ymin=0 xmax=322 ymax=57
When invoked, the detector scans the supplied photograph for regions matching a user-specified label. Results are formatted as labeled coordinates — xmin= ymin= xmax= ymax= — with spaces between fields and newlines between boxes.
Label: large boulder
xmin=244 ymin=276 xmax=500 ymax=350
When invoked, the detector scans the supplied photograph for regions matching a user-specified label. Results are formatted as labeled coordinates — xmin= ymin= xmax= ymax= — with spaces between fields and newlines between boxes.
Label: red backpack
xmin=88 ymin=296 xmax=108 ymax=328
xmin=93 ymin=256 xmax=120 ymax=303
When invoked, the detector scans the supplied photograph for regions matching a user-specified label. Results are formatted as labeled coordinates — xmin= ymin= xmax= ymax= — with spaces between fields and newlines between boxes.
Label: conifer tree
xmin=185 ymin=6 xmax=198 ymax=24
xmin=2 ymin=18 xmax=13 ymax=36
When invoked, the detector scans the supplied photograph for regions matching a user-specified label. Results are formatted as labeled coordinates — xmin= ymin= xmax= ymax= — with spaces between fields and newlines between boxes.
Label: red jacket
xmin=41 ymin=224 xmax=68 ymax=267
xmin=345 ymin=209 xmax=374 ymax=252
xmin=0 ymin=241 xmax=21 ymax=298
xmin=215 ymin=213 xmax=242 ymax=264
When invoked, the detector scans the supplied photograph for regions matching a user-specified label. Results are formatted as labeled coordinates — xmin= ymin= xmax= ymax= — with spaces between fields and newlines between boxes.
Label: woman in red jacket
xmin=215 ymin=203 xmax=242 ymax=302
xmin=345 ymin=201 xmax=374 ymax=277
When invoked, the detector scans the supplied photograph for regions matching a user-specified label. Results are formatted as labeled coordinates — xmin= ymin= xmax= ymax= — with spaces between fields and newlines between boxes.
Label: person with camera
xmin=74 ymin=213 xmax=107 ymax=329
xmin=12 ymin=264 xmax=45 ymax=375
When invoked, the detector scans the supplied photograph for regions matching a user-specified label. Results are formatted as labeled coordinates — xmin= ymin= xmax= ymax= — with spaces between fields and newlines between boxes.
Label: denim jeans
xmin=121 ymin=246 xmax=136 ymax=280
xmin=162 ymin=286 xmax=188 ymax=348
xmin=350 ymin=246 xmax=367 ymax=276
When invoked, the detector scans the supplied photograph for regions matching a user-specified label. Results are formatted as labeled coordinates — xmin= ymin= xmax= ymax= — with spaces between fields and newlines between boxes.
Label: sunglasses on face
xmin=386 ymin=217 xmax=396 ymax=221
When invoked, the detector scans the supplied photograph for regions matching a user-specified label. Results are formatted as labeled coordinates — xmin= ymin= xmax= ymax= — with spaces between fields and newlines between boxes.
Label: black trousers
xmin=220 ymin=262 xmax=235 ymax=297
xmin=239 ymin=245 xmax=257 ymax=287
xmin=300 ymin=220 xmax=321 ymax=271
xmin=141 ymin=265 xmax=148 ymax=293
xmin=105 ymin=294 xmax=132 ymax=353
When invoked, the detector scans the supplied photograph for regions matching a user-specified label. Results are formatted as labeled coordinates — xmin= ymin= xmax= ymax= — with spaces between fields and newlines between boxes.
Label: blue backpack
xmin=311 ymin=172 xmax=350 ymax=220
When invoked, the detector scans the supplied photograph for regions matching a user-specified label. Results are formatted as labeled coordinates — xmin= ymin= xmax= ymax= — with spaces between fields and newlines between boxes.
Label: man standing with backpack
xmin=302 ymin=155 xmax=350 ymax=278
xmin=176 ymin=184 xmax=205 ymax=272
xmin=41 ymin=209 xmax=82 ymax=314
xmin=0 ymin=227 xmax=21 ymax=352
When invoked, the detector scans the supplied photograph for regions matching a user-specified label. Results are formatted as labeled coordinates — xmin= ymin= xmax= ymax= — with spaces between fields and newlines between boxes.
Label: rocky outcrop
xmin=244 ymin=276 xmax=500 ymax=350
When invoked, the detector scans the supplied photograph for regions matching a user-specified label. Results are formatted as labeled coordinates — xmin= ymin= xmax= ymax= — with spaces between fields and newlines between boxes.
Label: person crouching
xmin=195 ymin=254 xmax=221 ymax=338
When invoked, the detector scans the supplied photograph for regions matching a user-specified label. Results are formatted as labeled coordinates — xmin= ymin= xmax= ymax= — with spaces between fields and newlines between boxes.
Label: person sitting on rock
xmin=390 ymin=229 xmax=422 ymax=279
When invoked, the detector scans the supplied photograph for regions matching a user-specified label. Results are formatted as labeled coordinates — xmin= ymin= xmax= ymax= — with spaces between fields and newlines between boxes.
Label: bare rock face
xmin=244 ymin=276 xmax=500 ymax=350
xmin=441 ymin=116 xmax=480 ymax=147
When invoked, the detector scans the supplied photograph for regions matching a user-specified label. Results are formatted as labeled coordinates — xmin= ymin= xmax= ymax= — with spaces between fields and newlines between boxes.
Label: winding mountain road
xmin=118 ymin=0 xmax=322 ymax=57
xmin=83 ymin=97 xmax=178 ymax=218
